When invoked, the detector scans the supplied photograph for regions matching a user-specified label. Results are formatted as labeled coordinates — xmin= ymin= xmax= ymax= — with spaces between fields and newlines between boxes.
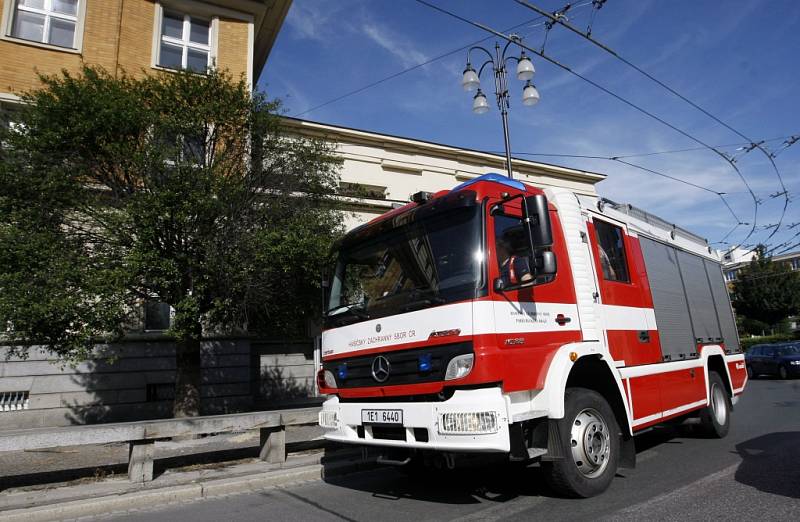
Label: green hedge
xmin=740 ymin=333 xmax=800 ymax=352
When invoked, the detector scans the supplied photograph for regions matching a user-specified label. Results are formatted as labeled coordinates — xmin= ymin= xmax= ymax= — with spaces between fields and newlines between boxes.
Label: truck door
xmin=488 ymin=199 xmax=581 ymax=392
xmin=587 ymin=215 xmax=663 ymax=423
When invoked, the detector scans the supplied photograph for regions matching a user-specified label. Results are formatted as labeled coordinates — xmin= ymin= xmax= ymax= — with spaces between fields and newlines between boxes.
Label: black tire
xmin=698 ymin=372 xmax=731 ymax=438
xmin=746 ymin=365 xmax=755 ymax=379
xmin=778 ymin=366 xmax=788 ymax=380
xmin=542 ymin=388 xmax=620 ymax=498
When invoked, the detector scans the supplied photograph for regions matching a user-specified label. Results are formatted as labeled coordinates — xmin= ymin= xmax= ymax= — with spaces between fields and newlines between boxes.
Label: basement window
xmin=157 ymin=10 xmax=213 ymax=72
xmin=338 ymin=182 xmax=387 ymax=200
xmin=0 ymin=391 xmax=30 ymax=411
xmin=8 ymin=0 xmax=81 ymax=49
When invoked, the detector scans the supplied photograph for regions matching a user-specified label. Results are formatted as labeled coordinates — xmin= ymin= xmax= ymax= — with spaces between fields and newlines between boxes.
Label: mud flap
xmin=619 ymin=433 xmax=636 ymax=469
xmin=541 ymin=419 xmax=564 ymax=461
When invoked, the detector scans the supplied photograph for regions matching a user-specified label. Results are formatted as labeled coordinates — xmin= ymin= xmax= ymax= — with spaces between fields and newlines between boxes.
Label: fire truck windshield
xmin=325 ymin=202 xmax=483 ymax=327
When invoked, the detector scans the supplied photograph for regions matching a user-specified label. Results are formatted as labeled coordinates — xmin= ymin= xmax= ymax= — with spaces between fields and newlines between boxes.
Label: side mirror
xmin=523 ymin=194 xmax=553 ymax=249
xmin=534 ymin=251 xmax=557 ymax=275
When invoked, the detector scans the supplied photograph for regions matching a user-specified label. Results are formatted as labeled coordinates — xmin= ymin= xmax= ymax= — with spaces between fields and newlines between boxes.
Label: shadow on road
xmin=734 ymin=431 xmax=800 ymax=499
xmin=321 ymin=424 xmax=709 ymax=505
xmin=324 ymin=457 xmax=550 ymax=506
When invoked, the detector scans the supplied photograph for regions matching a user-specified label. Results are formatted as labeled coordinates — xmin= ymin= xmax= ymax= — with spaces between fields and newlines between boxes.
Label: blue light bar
xmin=418 ymin=353 xmax=432 ymax=372
xmin=451 ymin=172 xmax=527 ymax=193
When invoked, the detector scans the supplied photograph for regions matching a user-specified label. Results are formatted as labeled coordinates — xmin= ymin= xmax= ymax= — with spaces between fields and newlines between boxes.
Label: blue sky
xmin=260 ymin=0 xmax=800 ymax=253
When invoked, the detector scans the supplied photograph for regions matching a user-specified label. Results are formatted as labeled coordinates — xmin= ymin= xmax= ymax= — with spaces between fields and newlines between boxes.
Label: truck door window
xmin=594 ymin=220 xmax=630 ymax=283
xmin=494 ymin=213 xmax=541 ymax=286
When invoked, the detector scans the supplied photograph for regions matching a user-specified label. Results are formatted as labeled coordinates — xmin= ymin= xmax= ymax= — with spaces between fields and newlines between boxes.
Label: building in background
xmin=0 ymin=0 xmax=298 ymax=428
xmin=721 ymin=247 xmax=800 ymax=285
xmin=0 ymin=0 xmax=290 ymax=122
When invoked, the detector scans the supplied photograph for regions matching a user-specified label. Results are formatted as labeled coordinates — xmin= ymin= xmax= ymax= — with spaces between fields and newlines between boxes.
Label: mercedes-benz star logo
xmin=371 ymin=356 xmax=391 ymax=383
xmin=375 ymin=323 xmax=382 ymax=333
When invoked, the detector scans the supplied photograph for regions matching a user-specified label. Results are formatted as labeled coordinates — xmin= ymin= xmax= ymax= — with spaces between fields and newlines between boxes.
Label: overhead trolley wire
xmin=490 ymin=149 xmax=745 ymax=238
xmin=291 ymin=2 xmax=595 ymax=118
xmin=413 ymin=0 xmax=760 ymax=247
xmin=496 ymin=135 xmax=796 ymax=160
xmin=512 ymin=0 xmax=789 ymax=245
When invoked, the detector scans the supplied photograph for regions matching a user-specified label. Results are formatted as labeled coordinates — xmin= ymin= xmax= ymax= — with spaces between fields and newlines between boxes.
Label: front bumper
xmin=318 ymin=387 xmax=511 ymax=453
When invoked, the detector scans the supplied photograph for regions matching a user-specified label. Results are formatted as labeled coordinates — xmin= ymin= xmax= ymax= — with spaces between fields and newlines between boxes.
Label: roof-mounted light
xmin=411 ymin=191 xmax=434 ymax=204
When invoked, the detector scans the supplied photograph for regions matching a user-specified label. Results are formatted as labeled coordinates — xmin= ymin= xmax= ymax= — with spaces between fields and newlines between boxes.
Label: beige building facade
xmin=284 ymin=118 xmax=606 ymax=231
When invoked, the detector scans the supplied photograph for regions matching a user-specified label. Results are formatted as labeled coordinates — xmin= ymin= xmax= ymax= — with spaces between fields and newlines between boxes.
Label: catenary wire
xmin=512 ymin=0 xmax=789 ymax=246
xmin=291 ymin=2 xmax=595 ymax=118
xmin=413 ymin=0 xmax=759 ymax=247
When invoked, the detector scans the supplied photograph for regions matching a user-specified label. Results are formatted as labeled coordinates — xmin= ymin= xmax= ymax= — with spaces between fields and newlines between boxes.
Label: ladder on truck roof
xmin=598 ymin=198 xmax=709 ymax=248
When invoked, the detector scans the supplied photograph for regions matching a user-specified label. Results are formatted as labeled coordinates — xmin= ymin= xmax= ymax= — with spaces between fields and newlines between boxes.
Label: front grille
xmin=371 ymin=426 xmax=407 ymax=441
xmin=325 ymin=342 xmax=472 ymax=388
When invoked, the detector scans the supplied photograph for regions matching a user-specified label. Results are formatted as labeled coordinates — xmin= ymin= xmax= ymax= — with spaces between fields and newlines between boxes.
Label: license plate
xmin=361 ymin=409 xmax=403 ymax=425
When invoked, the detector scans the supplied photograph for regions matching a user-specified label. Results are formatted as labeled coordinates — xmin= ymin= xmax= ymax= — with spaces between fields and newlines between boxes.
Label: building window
xmin=9 ymin=0 xmax=79 ymax=49
xmin=158 ymin=11 xmax=211 ymax=72
xmin=725 ymin=270 xmax=737 ymax=282
xmin=594 ymin=220 xmax=630 ymax=282
xmin=144 ymin=301 xmax=172 ymax=331
xmin=791 ymin=258 xmax=800 ymax=271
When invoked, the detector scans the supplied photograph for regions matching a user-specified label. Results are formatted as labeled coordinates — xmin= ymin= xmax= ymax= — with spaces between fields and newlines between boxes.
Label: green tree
xmin=0 ymin=66 xmax=342 ymax=417
xmin=732 ymin=246 xmax=800 ymax=331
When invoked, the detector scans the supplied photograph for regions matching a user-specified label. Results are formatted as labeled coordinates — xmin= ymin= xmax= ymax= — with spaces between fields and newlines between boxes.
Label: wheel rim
xmin=569 ymin=408 xmax=611 ymax=478
xmin=710 ymin=382 xmax=728 ymax=426
xmin=780 ymin=367 xmax=787 ymax=379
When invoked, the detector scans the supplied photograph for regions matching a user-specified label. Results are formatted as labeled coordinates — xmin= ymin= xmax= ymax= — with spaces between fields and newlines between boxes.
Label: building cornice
xmin=191 ymin=0 xmax=291 ymax=80
xmin=280 ymin=117 xmax=607 ymax=186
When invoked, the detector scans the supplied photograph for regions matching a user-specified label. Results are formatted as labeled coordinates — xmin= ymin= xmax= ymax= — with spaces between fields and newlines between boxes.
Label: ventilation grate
xmin=0 ymin=391 xmax=30 ymax=411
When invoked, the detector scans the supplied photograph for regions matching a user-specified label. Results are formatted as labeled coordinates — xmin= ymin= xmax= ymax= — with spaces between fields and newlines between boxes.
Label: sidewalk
xmin=0 ymin=425 xmax=378 ymax=521
xmin=0 ymin=440 xmax=375 ymax=521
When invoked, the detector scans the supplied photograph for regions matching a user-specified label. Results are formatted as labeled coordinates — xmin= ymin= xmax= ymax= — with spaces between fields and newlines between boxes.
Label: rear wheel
xmin=698 ymin=372 xmax=731 ymax=438
xmin=542 ymin=388 xmax=620 ymax=498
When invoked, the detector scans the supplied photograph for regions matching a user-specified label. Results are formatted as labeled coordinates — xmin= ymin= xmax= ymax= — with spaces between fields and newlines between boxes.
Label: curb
xmin=0 ymin=458 xmax=380 ymax=521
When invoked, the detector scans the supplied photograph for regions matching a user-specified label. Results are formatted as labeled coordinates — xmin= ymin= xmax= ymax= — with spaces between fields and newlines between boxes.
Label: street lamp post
xmin=462 ymin=35 xmax=539 ymax=179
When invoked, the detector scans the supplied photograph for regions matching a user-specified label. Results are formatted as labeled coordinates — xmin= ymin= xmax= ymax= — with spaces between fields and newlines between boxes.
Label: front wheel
xmin=778 ymin=365 xmax=788 ymax=380
xmin=698 ymin=372 xmax=731 ymax=438
xmin=746 ymin=365 xmax=755 ymax=379
xmin=542 ymin=388 xmax=620 ymax=498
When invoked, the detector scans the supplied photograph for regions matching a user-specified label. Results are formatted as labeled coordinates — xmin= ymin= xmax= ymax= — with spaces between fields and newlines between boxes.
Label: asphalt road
xmin=99 ymin=378 xmax=800 ymax=522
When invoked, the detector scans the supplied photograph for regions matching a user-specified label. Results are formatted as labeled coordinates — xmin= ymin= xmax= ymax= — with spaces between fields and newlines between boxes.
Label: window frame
xmin=152 ymin=3 xmax=218 ymax=73
xmin=1 ymin=0 xmax=86 ymax=53
xmin=491 ymin=207 xmax=554 ymax=289
xmin=592 ymin=218 xmax=632 ymax=284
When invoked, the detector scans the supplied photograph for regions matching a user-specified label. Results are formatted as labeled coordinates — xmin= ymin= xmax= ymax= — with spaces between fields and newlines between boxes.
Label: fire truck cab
xmin=317 ymin=173 xmax=747 ymax=497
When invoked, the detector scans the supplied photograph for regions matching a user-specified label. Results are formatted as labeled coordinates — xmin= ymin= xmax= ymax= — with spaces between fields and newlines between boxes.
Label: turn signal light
xmin=317 ymin=369 xmax=337 ymax=390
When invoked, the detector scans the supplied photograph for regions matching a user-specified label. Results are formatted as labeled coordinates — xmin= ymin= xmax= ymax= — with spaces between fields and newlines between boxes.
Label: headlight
xmin=438 ymin=411 xmax=498 ymax=434
xmin=790 ymin=361 xmax=800 ymax=366
xmin=317 ymin=369 xmax=337 ymax=389
xmin=444 ymin=353 xmax=474 ymax=380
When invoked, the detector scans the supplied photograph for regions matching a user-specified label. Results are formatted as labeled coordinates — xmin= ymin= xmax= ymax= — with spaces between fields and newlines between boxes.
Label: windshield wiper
xmin=327 ymin=303 xmax=370 ymax=320
xmin=401 ymin=296 xmax=445 ymax=313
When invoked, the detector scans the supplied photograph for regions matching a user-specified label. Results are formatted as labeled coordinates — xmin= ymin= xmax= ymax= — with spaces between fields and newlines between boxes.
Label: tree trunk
xmin=174 ymin=336 xmax=202 ymax=417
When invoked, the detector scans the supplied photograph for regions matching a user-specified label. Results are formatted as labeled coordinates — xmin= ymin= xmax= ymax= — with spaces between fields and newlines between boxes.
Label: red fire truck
xmin=317 ymin=173 xmax=747 ymax=497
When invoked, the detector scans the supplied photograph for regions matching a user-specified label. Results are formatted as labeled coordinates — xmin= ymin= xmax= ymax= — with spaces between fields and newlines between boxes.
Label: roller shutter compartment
xmin=676 ymin=250 xmax=722 ymax=345
xmin=638 ymin=237 xmax=695 ymax=361
xmin=704 ymin=259 xmax=741 ymax=353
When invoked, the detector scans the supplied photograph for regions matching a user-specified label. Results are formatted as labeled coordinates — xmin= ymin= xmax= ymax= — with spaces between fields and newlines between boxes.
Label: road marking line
xmin=455 ymin=495 xmax=547 ymax=522
xmin=607 ymin=462 xmax=739 ymax=519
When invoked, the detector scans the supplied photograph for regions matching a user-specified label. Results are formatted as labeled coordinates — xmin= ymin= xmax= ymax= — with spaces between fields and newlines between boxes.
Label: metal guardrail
xmin=0 ymin=407 xmax=320 ymax=483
